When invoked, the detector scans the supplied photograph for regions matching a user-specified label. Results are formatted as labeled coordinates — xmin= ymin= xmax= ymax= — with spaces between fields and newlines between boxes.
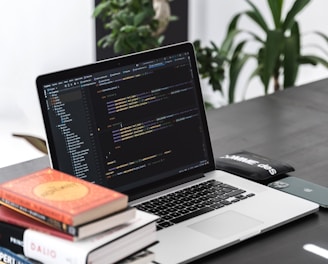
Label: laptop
xmin=36 ymin=42 xmax=318 ymax=264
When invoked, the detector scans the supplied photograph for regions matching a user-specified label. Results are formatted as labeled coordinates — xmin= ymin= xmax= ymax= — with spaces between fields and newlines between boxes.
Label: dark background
xmin=95 ymin=0 xmax=189 ymax=61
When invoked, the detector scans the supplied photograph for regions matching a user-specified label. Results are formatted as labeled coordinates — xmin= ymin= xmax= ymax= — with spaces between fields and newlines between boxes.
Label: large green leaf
xmin=229 ymin=41 xmax=251 ymax=103
xmin=284 ymin=38 xmax=299 ymax=87
xmin=227 ymin=13 xmax=242 ymax=33
xmin=245 ymin=0 xmax=269 ymax=32
xmin=284 ymin=22 xmax=300 ymax=88
xmin=220 ymin=29 xmax=240 ymax=56
xmin=299 ymin=55 xmax=328 ymax=67
xmin=261 ymin=30 xmax=284 ymax=91
xmin=268 ymin=0 xmax=283 ymax=28
xmin=283 ymin=0 xmax=310 ymax=31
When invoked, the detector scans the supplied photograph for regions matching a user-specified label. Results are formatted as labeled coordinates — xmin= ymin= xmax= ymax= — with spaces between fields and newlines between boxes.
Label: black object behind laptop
xmin=215 ymin=150 xmax=295 ymax=184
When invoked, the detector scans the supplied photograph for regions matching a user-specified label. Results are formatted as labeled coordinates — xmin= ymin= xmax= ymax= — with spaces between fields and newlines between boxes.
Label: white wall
xmin=1 ymin=0 xmax=327 ymax=168
xmin=188 ymin=0 xmax=328 ymax=106
xmin=0 ymin=1 xmax=95 ymax=168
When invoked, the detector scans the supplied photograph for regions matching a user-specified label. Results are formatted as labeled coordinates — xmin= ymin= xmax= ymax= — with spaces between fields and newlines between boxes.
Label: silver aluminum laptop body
xmin=36 ymin=42 xmax=319 ymax=264
xmin=132 ymin=171 xmax=318 ymax=263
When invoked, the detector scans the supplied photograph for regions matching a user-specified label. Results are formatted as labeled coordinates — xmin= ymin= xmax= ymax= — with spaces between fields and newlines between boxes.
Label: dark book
xmin=0 ymin=205 xmax=136 ymax=241
xmin=0 ymin=246 xmax=40 ymax=264
xmin=0 ymin=221 xmax=24 ymax=255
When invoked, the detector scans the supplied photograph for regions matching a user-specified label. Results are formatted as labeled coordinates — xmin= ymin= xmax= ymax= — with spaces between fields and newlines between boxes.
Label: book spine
xmin=0 ymin=246 xmax=37 ymax=264
xmin=23 ymin=230 xmax=87 ymax=264
xmin=0 ymin=200 xmax=78 ymax=237
xmin=0 ymin=188 xmax=72 ymax=225
xmin=0 ymin=222 xmax=25 ymax=255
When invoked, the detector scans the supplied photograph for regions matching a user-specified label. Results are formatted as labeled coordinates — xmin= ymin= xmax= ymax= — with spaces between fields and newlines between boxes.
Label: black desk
xmin=196 ymin=78 xmax=328 ymax=263
xmin=1 ymin=79 xmax=328 ymax=263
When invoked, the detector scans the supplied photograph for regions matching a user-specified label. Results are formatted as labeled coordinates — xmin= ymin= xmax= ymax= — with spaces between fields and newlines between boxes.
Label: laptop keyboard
xmin=135 ymin=179 xmax=255 ymax=230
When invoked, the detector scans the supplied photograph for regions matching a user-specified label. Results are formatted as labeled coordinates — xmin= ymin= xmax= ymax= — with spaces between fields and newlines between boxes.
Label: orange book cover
xmin=0 ymin=168 xmax=128 ymax=226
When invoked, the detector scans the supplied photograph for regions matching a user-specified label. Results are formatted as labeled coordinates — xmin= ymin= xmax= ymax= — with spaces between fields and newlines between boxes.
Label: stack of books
xmin=0 ymin=168 xmax=158 ymax=264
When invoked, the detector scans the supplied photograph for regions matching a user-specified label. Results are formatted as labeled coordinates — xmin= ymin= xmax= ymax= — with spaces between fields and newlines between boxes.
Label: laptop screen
xmin=37 ymin=42 xmax=214 ymax=196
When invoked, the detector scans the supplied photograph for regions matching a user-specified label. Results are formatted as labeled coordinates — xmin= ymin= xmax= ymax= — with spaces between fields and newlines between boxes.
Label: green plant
xmin=94 ymin=0 xmax=176 ymax=55
xmin=195 ymin=0 xmax=328 ymax=104
xmin=194 ymin=29 xmax=246 ymax=105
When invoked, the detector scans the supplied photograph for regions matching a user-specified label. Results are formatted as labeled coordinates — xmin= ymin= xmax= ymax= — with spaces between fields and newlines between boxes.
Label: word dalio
xmin=29 ymin=242 xmax=56 ymax=259
xmin=220 ymin=155 xmax=277 ymax=175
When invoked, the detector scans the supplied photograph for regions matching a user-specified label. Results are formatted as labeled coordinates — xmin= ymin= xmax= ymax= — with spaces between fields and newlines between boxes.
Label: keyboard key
xmin=210 ymin=203 xmax=225 ymax=209
xmin=158 ymin=221 xmax=174 ymax=229
xmin=227 ymin=189 xmax=246 ymax=197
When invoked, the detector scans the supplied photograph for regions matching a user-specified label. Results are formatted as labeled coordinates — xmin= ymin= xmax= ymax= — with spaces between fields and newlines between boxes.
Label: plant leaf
xmin=283 ymin=0 xmax=310 ymax=31
xmin=93 ymin=1 xmax=111 ymax=18
xmin=220 ymin=29 xmax=240 ymax=56
xmin=134 ymin=10 xmax=147 ymax=26
xmin=245 ymin=0 xmax=269 ymax=32
xmin=261 ymin=30 xmax=284 ymax=91
xmin=268 ymin=0 xmax=283 ymax=28
xmin=120 ymin=25 xmax=136 ymax=33
xmin=227 ymin=13 xmax=242 ymax=33
xmin=229 ymin=42 xmax=251 ymax=103
xmin=193 ymin=40 xmax=226 ymax=94
xmin=12 ymin=134 xmax=48 ymax=154
xmin=284 ymin=39 xmax=299 ymax=87
xmin=310 ymin=31 xmax=328 ymax=56
xmin=299 ymin=55 xmax=328 ymax=67
xmin=313 ymin=31 xmax=328 ymax=43
xmin=243 ymin=30 xmax=265 ymax=43
xmin=283 ymin=22 xmax=300 ymax=88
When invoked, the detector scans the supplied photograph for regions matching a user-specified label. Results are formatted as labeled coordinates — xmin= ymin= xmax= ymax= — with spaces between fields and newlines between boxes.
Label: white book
xmin=23 ymin=210 xmax=158 ymax=264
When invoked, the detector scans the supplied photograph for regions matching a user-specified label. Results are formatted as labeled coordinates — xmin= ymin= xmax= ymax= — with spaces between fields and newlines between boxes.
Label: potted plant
xmin=93 ymin=0 xmax=177 ymax=55
xmin=195 ymin=0 xmax=328 ymax=104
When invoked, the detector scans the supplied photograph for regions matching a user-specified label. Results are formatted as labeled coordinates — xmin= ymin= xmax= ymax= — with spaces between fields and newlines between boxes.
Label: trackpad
xmin=188 ymin=210 xmax=263 ymax=240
